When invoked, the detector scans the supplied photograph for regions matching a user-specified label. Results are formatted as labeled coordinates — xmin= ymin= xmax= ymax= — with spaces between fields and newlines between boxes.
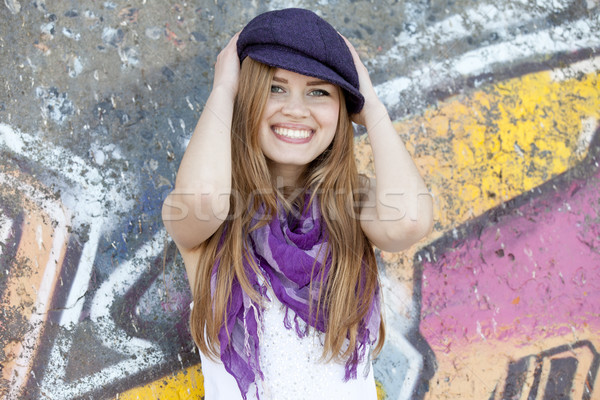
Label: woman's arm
xmin=345 ymin=38 xmax=434 ymax=252
xmin=162 ymin=33 xmax=240 ymax=251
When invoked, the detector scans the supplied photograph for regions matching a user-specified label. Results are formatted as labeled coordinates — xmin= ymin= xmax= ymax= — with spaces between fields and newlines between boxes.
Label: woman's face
xmin=258 ymin=68 xmax=340 ymax=184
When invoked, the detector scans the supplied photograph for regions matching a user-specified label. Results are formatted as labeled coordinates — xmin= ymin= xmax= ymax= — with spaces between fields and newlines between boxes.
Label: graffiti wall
xmin=0 ymin=0 xmax=598 ymax=399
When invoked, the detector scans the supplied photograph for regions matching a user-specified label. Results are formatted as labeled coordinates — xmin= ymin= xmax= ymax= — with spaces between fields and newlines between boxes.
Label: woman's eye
xmin=270 ymin=85 xmax=284 ymax=93
xmin=309 ymin=89 xmax=330 ymax=97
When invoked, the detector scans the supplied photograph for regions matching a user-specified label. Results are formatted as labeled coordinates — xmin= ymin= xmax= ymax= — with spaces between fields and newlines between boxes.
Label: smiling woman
xmin=161 ymin=8 xmax=433 ymax=400
xmin=258 ymin=69 xmax=341 ymax=185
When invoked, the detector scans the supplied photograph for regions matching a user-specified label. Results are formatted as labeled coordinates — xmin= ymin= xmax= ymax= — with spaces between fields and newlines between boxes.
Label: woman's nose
xmin=281 ymin=94 xmax=310 ymax=118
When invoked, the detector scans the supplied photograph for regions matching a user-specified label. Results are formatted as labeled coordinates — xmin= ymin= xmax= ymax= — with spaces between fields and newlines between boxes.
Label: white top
xmin=199 ymin=294 xmax=377 ymax=400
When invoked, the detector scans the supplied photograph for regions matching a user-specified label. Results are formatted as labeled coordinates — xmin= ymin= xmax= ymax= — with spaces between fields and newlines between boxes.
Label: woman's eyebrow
xmin=272 ymin=76 xmax=332 ymax=86
xmin=306 ymin=80 xmax=331 ymax=86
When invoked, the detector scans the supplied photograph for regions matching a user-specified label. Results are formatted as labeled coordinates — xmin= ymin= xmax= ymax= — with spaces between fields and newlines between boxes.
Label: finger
xmin=217 ymin=31 xmax=241 ymax=62
xmin=228 ymin=31 xmax=241 ymax=46
xmin=221 ymin=34 xmax=239 ymax=55
xmin=339 ymin=34 xmax=360 ymax=59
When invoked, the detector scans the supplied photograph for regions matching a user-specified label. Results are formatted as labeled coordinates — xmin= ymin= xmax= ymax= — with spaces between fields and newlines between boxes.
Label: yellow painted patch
xmin=356 ymin=63 xmax=600 ymax=236
xmin=425 ymin=329 xmax=600 ymax=400
xmin=408 ymin=69 xmax=598 ymax=228
xmin=116 ymin=365 xmax=386 ymax=400
xmin=115 ymin=364 xmax=204 ymax=400
xmin=116 ymin=366 xmax=386 ymax=399
xmin=376 ymin=379 xmax=387 ymax=399
xmin=355 ymin=60 xmax=600 ymax=283
xmin=448 ymin=70 xmax=592 ymax=222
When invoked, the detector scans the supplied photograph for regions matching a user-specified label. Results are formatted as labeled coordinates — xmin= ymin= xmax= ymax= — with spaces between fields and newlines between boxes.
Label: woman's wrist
xmin=210 ymin=83 xmax=238 ymax=103
xmin=362 ymin=101 xmax=389 ymax=132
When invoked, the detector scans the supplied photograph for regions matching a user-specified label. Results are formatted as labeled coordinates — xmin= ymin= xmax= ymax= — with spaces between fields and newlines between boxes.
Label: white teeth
xmin=273 ymin=127 xmax=311 ymax=139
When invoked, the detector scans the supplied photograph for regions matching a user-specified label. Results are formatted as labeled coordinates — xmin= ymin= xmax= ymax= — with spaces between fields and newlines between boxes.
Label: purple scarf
xmin=213 ymin=196 xmax=381 ymax=399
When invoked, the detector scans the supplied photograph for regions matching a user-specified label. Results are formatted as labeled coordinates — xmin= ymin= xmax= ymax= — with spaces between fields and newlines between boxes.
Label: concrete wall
xmin=1 ymin=0 xmax=598 ymax=399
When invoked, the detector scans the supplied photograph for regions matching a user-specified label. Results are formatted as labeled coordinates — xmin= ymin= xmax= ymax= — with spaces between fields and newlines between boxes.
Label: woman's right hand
xmin=212 ymin=32 xmax=241 ymax=99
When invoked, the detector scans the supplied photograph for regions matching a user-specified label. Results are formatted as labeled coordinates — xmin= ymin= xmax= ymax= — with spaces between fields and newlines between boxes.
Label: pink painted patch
xmin=420 ymin=161 xmax=600 ymax=352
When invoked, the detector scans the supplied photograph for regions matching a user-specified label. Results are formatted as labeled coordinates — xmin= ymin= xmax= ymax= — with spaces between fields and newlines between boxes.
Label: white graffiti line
xmin=58 ymin=222 xmax=102 ymax=327
xmin=0 ymin=213 xmax=14 ymax=257
xmin=378 ymin=273 xmax=423 ymax=400
xmin=0 ymin=123 xmax=134 ymax=326
xmin=454 ymin=17 xmax=600 ymax=75
xmin=376 ymin=1 xmax=572 ymax=66
xmin=89 ymin=229 xmax=168 ymax=352
xmin=0 ymin=123 xmax=133 ymax=219
xmin=550 ymin=54 xmax=600 ymax=81
xmin=379 ymin=273 xmax=415 ymax=335
xmin=267 ymin=0 xmax=304 ymax=10
xmin=376 ymin=14 xmax=600 ymax=108
xmin=39 ymin=231 xmax=168 ymax=399
xmin=575 ymin=117 xmax=598 ymax=157
xmin=40 ymin=328 xmax=164 ymax=399
xmin=383 ymin=333 xmax=424 ymax=400
xmin=0 ymin=173 xmax=70 ymax=400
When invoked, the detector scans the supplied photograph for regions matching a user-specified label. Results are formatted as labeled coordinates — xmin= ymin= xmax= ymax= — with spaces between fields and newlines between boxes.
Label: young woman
xmin=162 ymin=8 xmax=433 ymax=400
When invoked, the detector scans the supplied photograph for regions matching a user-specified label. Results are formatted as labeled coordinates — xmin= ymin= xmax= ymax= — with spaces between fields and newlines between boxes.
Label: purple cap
xmin=237 ymin=8 xmax=364 ymax=114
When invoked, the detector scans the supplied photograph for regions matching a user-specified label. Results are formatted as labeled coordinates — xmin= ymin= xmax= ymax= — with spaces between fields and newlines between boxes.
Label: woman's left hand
xmin=341 ymin=35 xmax=385 ymax=127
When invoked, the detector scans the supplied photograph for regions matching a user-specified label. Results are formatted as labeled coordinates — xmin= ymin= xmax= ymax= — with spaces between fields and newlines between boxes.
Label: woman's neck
xmin=269 ymin=161 xmax=306 ymax=189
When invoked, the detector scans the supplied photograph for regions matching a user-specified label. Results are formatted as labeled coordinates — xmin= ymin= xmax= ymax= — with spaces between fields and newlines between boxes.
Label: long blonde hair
xmin=190 ymin=58 xmax=384 ymax=363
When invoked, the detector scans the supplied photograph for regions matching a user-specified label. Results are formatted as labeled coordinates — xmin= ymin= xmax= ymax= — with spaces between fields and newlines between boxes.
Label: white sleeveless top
xmin=199 ymin=294 xmax=377 ymax=400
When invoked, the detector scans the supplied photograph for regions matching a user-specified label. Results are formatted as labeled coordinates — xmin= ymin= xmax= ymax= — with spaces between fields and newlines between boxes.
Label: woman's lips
xmin=272 ymin=126 xmax=314 ymax=144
